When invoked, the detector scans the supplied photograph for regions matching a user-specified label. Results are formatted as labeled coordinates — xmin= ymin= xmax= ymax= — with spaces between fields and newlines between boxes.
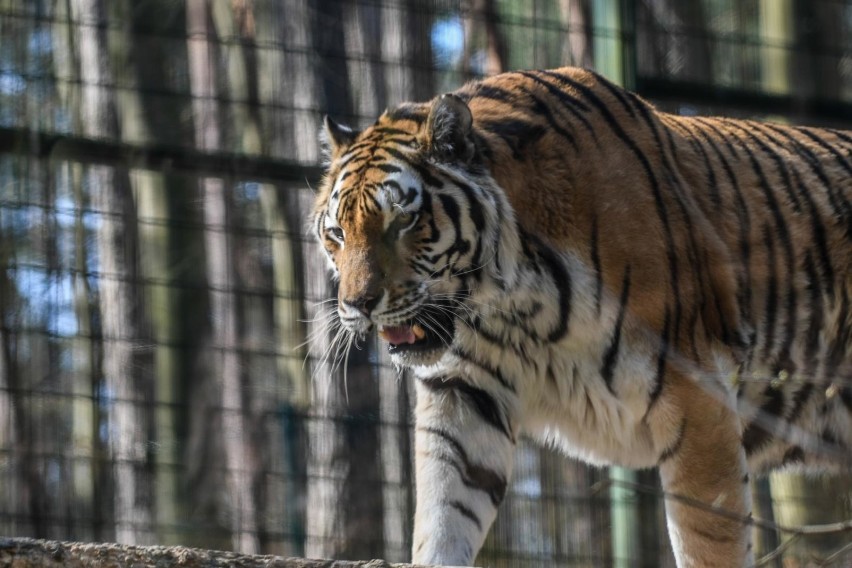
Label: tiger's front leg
xmin=411 ymin=377 xmax=518 ymax=566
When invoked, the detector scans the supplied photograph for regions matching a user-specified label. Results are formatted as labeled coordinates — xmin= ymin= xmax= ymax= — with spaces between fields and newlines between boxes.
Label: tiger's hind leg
xmin=653 ymin=371 xmax=753 ymax=568
xmin=411 ymin=377 xmax=518 ymax=566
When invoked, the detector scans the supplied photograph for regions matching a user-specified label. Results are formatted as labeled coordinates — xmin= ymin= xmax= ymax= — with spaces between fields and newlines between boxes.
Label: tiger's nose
xmin=344 ymin=294 xmax=381 ymax=317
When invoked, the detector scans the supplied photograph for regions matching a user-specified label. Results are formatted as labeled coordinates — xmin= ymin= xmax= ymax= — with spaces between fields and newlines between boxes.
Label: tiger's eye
xmin=327 ymin=226 xmax=344 ymax=242
xmin=396 ymin=212 xmax=419 ymax=232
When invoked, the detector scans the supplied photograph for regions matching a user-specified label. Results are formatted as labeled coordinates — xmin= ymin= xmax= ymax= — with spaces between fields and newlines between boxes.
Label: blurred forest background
xmin=0 ymin=0 xmax=851 ymax=566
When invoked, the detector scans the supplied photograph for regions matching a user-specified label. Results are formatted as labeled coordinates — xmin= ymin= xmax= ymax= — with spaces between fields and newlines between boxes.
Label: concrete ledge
xmin=0 ymin=537 xmax=425 ymax=568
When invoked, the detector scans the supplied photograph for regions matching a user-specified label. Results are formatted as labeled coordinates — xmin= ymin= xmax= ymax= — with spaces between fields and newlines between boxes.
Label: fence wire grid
xmin=1 ymin=0 xmax=851 ymax=566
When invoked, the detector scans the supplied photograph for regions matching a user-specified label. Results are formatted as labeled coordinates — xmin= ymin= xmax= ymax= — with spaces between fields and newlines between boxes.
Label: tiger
xmin=312 ymin=66 xmax=852 ymax=567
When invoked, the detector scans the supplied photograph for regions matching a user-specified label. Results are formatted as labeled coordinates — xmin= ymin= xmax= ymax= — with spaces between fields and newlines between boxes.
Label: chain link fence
xmin=0 ymin=0 xmax=850 ymax=566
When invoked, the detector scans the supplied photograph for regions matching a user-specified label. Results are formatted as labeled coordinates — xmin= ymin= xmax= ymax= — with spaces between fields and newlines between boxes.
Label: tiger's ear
xmin=320 ymin=115 xmax=358 ymax=162
xmin=422 ymin=94 xmax=475 ymax=163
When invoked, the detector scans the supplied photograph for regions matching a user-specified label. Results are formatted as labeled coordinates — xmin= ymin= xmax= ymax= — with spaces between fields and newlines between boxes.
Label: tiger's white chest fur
xmin=411 ymin=243 xmax=708 ymax=469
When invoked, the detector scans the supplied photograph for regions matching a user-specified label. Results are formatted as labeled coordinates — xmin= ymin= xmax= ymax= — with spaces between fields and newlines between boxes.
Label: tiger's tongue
xmin=380 ymin=325 xmax=416 ymax=345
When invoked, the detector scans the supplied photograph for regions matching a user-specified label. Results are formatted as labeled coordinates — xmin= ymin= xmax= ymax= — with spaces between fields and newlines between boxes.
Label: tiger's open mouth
xmin=379 ymin=323 xmax=426 ymax=346
xmin=377 ymin=310 xmax=455 ymax=355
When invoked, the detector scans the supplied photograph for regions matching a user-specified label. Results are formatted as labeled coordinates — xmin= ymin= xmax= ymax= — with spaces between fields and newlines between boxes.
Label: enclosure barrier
xmin=2 ymin=1 xmax=851 ymax=566
xmin=0 ymin=538 xmax=430 ymax=568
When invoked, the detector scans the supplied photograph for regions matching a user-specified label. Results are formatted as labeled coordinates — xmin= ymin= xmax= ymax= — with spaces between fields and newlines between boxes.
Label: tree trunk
xmin=345 ymin=1 xmax=386 ymax=116
xmin=461 ymin=0 xmax=507 ymax=78
xmin=381 ymin=0 xmax=411 ymax=104
xmin=406 ymin=0 xmax=435 ymax=102
xmin=283 ymin=0 xmax=321 ymax=162
xmin=212 ymin=1 xmax=312 ymax=554
xmin=250 ymin=4 xmax=313 ymax=556
xmin=51 ymin=0 xmax=105 ymax=542
xmin=301 ymin=189 xmax=344 ymax=559
xmin=792 ymin=0 xmax=843 ymax=102
xmin=539 ymin=453 xmax=615 ymax=564
xmin=591 ymin=0 xmax=623 ymax=83
xmin=751 ymin=478 xmax=780 ymax=562
xmin=634 ymin=0 xmax=712 ymax=86
xmin=558 ymin=0 xmax=593 ymax=68
xmin=71 ymin=0 xmax=153 ymax=545
xmin=668 ymin=0 xmax=712 ymax=83
xmin=91 ymin=148 xmax=151 ymax=546
xmin=0 ymin=254 xmax=13 ymax=473
xmin=759 ymin=0 xmax=792 ymax=94
xmin=70 ymin=161 xmax=98 ymax=541
xmin=105 ymin=0 xmax=191 ymax=546
xmin=187 ymin=0 xmax=259 ymax=553
xmin=0 ymin=233 xmax=23 ymax=535
xmin=377 ymin=345 xmax=412 ymax=563
xmin=769 ymin=472 xmax=852 ymax=562
xmin=807 ymin=0 xmax=843 ymax=100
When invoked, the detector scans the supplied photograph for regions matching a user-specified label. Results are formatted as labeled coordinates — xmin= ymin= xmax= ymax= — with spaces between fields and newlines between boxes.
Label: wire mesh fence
xmin=0 ymin=0 xmax=851 ymax=566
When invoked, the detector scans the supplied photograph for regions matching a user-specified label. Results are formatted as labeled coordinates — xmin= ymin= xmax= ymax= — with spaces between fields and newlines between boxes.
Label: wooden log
xmin=0 ymin=537 xmax=432 ymax=568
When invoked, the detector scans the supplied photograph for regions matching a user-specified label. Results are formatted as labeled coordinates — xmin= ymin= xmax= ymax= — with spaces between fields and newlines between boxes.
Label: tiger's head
xmin=313 ymin=94 xmax=520 ymax=367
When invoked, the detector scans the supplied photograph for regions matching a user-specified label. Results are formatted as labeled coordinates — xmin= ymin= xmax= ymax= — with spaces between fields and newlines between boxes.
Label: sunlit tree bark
xmin=103 ymin=0 xmax=194 ymax=545
xmin=187 ymin=0 xmax=259 ymax=553
xmin=381 ymin=0 xmax=412 ymax=104
xmin=69 ymin=161 xmax=99 ymax=540
xmin=283 ymin=0 xmax=320 ymax=163
xmin=245 ymin=3 xmax=315 ymax=555
xmin=211 ymin=1 xmax=314 ymax=554
xmin=71 ymin=0 xmax=154 ymax=545
xmin=769 ymin=473 xmax=852 ymax=561
xmin=49 ymin=0 xmax=101 ymax=541
xmin=559 ymin=0 xmax=593 ymax=68
xmin=0 ymin=165 xmax=51 ymax=540
xmin=759 ymin=0 xmax=792 ymax=94
xmin=345 ymin=1 xmax=385 ymax=117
